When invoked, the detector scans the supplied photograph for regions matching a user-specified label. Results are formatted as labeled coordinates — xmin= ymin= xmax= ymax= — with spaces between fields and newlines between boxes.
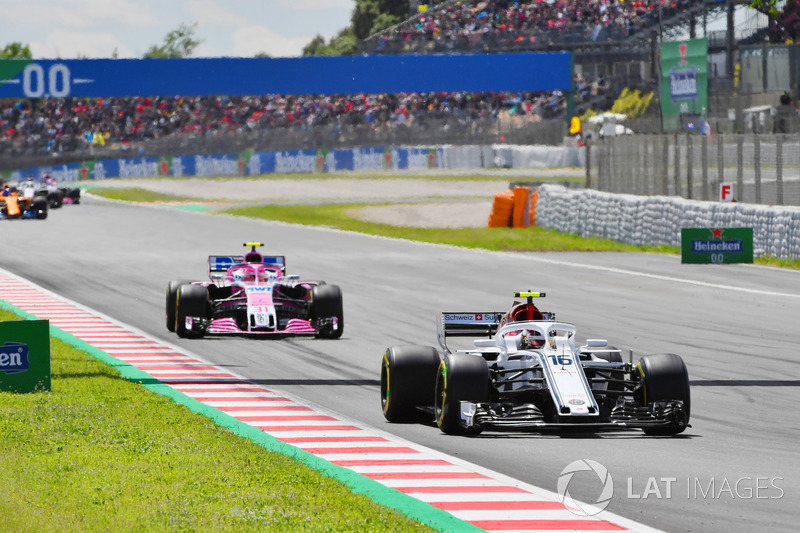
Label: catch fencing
xmin=586 ymin=133 xmax=800 ymax=207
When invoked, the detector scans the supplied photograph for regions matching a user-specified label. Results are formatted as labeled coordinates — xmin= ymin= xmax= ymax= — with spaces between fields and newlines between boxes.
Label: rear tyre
xmin=435 ymin=353 xmax=489 ymax=435
xmin=636 ymin=353 xmax=691 ymax=436
xmin=175 ymin=284 xmax=209 ymax=339
xmin=32 ymin=197 xmax=48 ymax=219
xmin=312 ymin=284 xmax=343 ymax=339
xmin=47 ymin=190 xmax=63 ymax=208
xmin=381 ymin=345 xmax=440 ymax=422
xmin=166 ymin=280 xmax=191 ymax=332
xmin=67 ymin=188 xmax=81 ymax=204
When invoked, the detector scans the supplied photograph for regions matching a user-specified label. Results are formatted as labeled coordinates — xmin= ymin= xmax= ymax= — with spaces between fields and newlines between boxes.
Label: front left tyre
xmin=312 ymin=284 xmax=343 ymax=339
xmin=635 ymin=353 xmax=691 ymax=436
xmin=381 ymin=345 xmax=440 ymax=422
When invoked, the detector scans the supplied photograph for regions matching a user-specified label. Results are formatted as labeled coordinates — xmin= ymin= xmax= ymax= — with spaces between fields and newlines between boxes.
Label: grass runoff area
xmin=0 ymin=306 xmax=437 ymax=532
xmin=87 ymin=176 xmax=800 ymax=269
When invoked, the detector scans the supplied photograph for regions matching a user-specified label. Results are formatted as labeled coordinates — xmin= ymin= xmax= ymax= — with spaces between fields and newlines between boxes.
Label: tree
xmin=1 ymin=42 xmax=33 ymax=59
xmin=767 ymin=0 xmax=800 ymax=42
xmin=302 ymin=35 xmax=328 ymax=56
xmin=144 ymin=22 xmax=202 ymax=58
xmin=351 ymin=0 xmax=409 ymax=41
xmin=302 ymin=29 xmax=358 ymax=56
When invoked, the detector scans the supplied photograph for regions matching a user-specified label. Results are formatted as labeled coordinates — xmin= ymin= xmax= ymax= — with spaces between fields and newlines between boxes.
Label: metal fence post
xmin=661 ymin=134 xmax=669 ymax=196
xmin=687 ymin=135 xmax=694 ymax=200
xmin=674 ymin=133 xmax=681 ymax=197
xmin=754 ymin=136 xmax=761 ymax=204
xmin=776 ymin=134 xmax=784 ymax=205
xmin=737 ymin=135 xmax=744 ymax=203
xmin=585 ymin=141 xmax=592 ymax=189
xmin=701 ymin=134 xmax=709 ymax=201
xmin=642 ymin=136 xmax=649 ymax=195
xmin=717 ymin=132 xmax=724 ymax=199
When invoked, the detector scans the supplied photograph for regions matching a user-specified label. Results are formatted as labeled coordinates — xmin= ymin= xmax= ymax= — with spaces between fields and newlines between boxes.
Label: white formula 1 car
xmin=380 ymin=292 xmax=690 ymax=436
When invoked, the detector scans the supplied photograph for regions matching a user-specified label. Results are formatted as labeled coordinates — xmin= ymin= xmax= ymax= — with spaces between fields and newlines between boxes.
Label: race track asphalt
xmin=2 ymin=195 xmax=799 ymax=533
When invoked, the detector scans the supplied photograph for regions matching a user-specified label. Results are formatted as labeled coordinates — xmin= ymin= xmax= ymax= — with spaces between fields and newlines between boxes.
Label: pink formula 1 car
xmin=166 ymin=243 xmax=343 ymax=339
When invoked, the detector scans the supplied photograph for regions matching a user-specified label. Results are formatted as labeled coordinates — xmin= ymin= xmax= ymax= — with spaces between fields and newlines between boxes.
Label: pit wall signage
xmin=681 ymin=228 xmax=753 ymax=264
xmin=0 ymin=320 xmax=51 ymax=393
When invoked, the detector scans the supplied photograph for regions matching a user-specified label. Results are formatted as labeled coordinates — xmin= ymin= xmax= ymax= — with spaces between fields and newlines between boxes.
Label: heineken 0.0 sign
xmin=681 ymin=228 xmax=754 ymax=264
xmin=0 ymin=320 xmax=51 ymax=393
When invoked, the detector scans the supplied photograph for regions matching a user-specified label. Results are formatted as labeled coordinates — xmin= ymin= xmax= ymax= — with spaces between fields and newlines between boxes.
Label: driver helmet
xmin=245 ymin=251 xmax=263 ymax=263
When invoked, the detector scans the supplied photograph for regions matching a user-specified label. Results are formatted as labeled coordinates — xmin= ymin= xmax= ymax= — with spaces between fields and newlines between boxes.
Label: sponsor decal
xmin=444 ymin=313 xmax=496 ymax=323
xmin=275 ymin=151 xmax=317 ymax=173
xmin=681 ymin=227 xmax=753 ymax=264
xmin=0 ymin=342 xmax=30 ymax=375
xmin=194 ymin=155 xmax=239 ymax=177
xmin=669 ymin=67 xmax=698 ymax=102
xmin=209 ymin=256 xmax=243 ymax=271
xmin=246 ymin=286 xmax=272 ymax=292
xmin=568 ymin=399 xmax=585 ymax=405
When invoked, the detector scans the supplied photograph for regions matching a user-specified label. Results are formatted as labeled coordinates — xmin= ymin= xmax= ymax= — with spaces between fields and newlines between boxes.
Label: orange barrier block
xmin=512 ymin=186 xmax=530 ymax=228
xmin=529 ymin=190 xmax=539 ymax=226
xmin=487 ymin=190 xmax=515 ymax=227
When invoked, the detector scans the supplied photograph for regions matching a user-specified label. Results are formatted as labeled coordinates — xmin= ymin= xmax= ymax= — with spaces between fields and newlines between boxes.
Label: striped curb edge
xmin=0 ymin=268 xmax=662 ymax=533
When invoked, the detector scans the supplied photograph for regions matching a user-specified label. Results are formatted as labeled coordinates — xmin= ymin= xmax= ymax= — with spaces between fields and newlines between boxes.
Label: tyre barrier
xmin=535 ymin=183 xmax=800 ymax=259
xmin=488 ymin=186 xmax=532 ymax=228
xmin=487 ymin=189 xmax=515 ymax=227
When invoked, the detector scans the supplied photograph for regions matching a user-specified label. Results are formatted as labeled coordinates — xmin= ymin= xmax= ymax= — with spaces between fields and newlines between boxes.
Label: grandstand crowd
xmin=366 ymin=0 xmax=694 ymax=54
xmin=1 ymin=86 xmax=600 ymax=156
xmin=0 ymin=0 xmax=639 ymax=157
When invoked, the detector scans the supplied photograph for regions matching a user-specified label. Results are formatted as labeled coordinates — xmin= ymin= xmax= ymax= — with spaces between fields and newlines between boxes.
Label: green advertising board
xmin=681 ymin=228 xmax=754 ymax=264
xmin=661 ymin=38 xmax=708 ymax=131
xmin=0 ymin=320 xmax=51 ymax=393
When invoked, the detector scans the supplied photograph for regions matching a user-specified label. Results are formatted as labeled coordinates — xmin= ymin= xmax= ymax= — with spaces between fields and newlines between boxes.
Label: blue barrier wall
xmin=0 ymin=53 xmax=572 ymax=98
xmin=4 ymin=146 xmax=442 ymax=182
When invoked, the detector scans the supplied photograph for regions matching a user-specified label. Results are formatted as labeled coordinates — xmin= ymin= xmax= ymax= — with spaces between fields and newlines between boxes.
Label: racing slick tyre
xmin=312 ymin=284 xmax=343 ymax=339
xmin=31 ymin=197 xmax=48 ymax=219
xmin=166 ymin=280 xmax=191 ymax=332
xmin=381 ymin=345 xmax=440 ymax=422
xmin=435 ymin=353 xmax=489 ymax=435
xmin=175 ymin=283 xmax=209 ymax=339
xmin=66 ymin=188 xmax=81 ymax=204
xmin=635 ymin=353 xmax=691 ymax=436
xmin=47 ymin=190 xmax=63 ymax=208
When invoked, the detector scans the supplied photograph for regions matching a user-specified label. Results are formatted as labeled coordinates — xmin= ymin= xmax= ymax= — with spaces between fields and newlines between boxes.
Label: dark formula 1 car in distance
xmin=19 ymin=175 xmax=80 ymax=209
xmin=381 ymin=292 xmax=690 ymax=436
xmin=166 ymin=243 xmax=343 ymax=339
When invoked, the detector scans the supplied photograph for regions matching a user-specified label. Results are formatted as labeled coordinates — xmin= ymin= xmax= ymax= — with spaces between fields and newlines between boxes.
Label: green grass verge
xmin=225 ymin=202 xmax=678 ymax=254
xmin=0 ymin=306 xmax=445 ymax=532
xmin=86 ymin=187 xmax=204 ymax=203
xmin=88 ymin=185 xmax=800 ymax=268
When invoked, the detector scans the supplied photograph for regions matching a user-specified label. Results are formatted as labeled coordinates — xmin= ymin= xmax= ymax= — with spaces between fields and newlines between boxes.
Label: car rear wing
xmin=208 ymin=255 xmax=287 ymax=279
xmin=437 ymin=312 xmax=502 ymax=352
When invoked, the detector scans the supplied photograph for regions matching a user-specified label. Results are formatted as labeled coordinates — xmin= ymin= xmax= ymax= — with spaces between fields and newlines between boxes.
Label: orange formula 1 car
xmin=0 ymin=185 xmax=48 ymax=219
